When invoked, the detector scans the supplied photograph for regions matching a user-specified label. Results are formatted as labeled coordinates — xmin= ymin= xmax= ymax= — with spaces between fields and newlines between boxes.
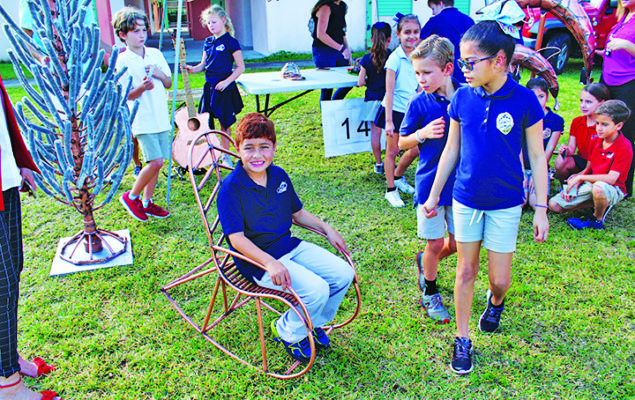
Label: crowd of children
xmin=110 ymin=4 xmax=632 ymax=377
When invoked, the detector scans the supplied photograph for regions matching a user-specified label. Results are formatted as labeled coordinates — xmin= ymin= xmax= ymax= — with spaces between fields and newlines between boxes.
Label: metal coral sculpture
xmin=0 ymin=0 xmax=137 ymax=265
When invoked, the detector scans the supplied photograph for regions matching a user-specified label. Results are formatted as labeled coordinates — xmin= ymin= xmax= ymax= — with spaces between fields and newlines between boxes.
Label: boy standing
xmin=549 ymin=100 xmax=633 ymax=229
xmin=113 ymin=7 xmax=172 ymax=221
xmin=217 ymin=113 xmax=354 ymax=362
xmin=398 ymin=36 xmax=458 ymax=324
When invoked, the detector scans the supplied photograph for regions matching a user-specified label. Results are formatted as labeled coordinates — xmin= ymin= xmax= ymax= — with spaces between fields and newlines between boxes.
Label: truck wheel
xmin=543 ymin=33 xmax=571 ymax=75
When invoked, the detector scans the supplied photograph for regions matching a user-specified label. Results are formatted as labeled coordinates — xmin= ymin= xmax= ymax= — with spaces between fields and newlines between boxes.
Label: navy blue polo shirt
xmin=217 ymin=162 xmax=303 ymax=282
xmin=204 ymin=32 xmax=241 ymax=81
xmin=521 ymin=107 xmax=564 ymax=167
xmin=360 ymin=51 xmax=390 ymax=101
xmin=420 ymin=7 xmax=474 ymax=83
xmin=400 ymin=80 xmax=461 ymax=207
xmin=449 ymin=75 xmax=544 ymax=210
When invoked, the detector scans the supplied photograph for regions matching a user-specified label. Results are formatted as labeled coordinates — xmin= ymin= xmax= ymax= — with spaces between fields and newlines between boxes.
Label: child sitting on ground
xmin=549 ymin=100 xmax=633 ymax=230
xmin=398 ymin=35 xmax=458 ymax=324
xmin=216 ymin=113 xmax=355 ymax=362
xmin=521 ymin=77 xmax=564 ymax=209
xmin=113 ymin=7 xmax=172 ymax=222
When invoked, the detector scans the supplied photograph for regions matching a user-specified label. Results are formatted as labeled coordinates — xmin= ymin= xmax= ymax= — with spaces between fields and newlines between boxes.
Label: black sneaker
xmin=450 ymin=337 xmax=473 ymax=374
xmin=479 ymin=290 xmax=505 ymax=333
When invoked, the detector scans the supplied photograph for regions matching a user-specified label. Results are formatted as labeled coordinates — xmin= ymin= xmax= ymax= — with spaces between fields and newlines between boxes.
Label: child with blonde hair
xmin=187 ymin=5 xmax=244 ymax=163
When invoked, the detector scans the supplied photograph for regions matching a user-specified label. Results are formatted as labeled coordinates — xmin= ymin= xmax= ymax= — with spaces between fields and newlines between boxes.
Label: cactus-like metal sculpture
xmin=0 ymin=0 xmax=137 ymax=265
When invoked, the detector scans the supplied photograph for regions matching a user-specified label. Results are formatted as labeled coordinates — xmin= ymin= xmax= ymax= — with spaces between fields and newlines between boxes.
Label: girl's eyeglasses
xmin=457 ymin=55 xmax=497 ymax=71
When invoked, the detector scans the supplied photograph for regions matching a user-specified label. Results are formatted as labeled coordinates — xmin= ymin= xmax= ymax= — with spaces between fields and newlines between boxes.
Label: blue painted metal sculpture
xmin=0 ymin=0 xmax=137 ymax=264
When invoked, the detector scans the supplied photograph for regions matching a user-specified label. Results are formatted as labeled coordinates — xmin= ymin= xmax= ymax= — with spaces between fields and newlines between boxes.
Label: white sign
xmin=321 ymin=98 xmax=386 ymax=158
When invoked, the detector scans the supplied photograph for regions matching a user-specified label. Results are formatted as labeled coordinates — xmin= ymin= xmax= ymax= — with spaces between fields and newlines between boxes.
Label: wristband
xmin=339 ymin=45 xmax=346 ymax=53
xmin=416 ymin=130 xmax=425 ymax=144
xmin=534 ymin=204 xmax=548 ymax=209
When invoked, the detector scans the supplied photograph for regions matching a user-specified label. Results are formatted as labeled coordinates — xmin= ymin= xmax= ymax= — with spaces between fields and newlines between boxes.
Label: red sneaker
xmin=119 ymin=191 xmax=148 ymax=221
xmin=144 ymin=201 xmax=170 ymax=218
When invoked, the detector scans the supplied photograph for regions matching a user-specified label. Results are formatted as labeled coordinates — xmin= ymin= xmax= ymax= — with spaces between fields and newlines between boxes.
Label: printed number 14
xmin=341 ymin=118 xmax=371 ymax=139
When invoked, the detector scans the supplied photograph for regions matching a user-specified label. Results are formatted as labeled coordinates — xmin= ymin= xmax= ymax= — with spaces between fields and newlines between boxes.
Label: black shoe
xmin=479 ymin=290 xmax=505 ymax=333
xmin=450 ymin=337 xmax=473 ymax=375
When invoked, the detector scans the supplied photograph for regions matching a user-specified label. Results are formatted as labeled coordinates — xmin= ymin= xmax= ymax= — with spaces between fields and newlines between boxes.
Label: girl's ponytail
xmin=370 ymin=22 xmax=391 ymax=73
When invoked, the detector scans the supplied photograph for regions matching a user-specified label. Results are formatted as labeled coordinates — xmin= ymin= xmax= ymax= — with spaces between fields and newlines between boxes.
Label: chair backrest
xmin=187 ymin=130 xmax=239 ymax=253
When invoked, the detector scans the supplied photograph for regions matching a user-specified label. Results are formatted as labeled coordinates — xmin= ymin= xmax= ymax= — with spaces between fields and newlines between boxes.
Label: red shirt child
xmin=570 ymin=115 xmax=597 ymax=160
xmin=588 ymin=133 xmax=633 ymax=195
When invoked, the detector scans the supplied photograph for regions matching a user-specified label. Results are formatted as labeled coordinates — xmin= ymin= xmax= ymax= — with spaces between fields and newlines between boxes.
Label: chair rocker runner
xmin=161 ymin=130 xmax=361 ymax=378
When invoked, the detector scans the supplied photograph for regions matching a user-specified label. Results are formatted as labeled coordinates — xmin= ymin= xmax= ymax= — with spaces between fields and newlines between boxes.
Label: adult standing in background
xmin=311 ymin=0 xmax=352 ymax=101
xmin=601 ymin=0 xmax=635 ymax=198
xmin=419 ymin=0 xmax=474 ymax=83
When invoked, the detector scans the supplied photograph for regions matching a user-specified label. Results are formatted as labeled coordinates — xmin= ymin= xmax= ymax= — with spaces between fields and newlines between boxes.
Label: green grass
xmin=10 ymin=60 xmax=635 ymax=399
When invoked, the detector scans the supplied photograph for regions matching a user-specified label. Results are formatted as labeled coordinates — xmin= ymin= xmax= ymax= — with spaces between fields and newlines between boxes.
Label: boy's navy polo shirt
xmin=360 ymin=51 xmax=390 ymax=101
xmin=217 ymin=162 xmax=303 ymax=283
xmin=521 ymin=107 xmax=564 ymax=167
xmin=449 ymin=75 xmax=544 ymax=210
xmin=419 ymin=7 xmax=474 ymax=83
xmin=204 ymin=32 xmax=241 ymax=81
xmin=400 ymin=80 xmax=461 ymax=207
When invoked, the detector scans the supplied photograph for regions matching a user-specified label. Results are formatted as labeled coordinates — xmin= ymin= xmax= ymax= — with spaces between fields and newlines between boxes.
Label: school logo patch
xmin=216 ymin=44 xmax=226 ymax=52
xmin=543 ymin=127 xmax=552 ymax=139
xmin=277 ymin=181 xmax=288 ymax=194
xmin=496 ymin=112 xmax=514 ymax=135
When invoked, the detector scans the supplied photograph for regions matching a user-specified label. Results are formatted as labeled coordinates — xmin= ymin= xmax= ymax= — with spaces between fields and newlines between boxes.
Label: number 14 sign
xmin=321 ymin=98 xmax=386 ymax=158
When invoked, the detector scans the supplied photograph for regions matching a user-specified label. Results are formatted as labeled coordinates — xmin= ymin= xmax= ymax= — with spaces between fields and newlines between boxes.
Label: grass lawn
xmin=8 ymin=59 xmax=635 ymax=399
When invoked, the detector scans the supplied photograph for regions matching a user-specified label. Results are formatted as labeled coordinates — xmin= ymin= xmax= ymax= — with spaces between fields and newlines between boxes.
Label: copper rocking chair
xmin=161 ymin=130 xmax=362 ymax=378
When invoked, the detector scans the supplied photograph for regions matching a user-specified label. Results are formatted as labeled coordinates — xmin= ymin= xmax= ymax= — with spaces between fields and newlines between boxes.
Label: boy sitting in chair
xmin=217 ymin=113 xmax=355 ymax=362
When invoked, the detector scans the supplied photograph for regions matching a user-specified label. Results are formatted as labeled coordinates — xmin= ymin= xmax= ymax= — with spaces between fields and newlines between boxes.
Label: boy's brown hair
xmin=112 ymin=7 xmax=150 ymax=42
xmin=235 ymin=113 xmax=277 ymax=148
xmin=410 ymin=34 xmax=454 ymax=68
xmin=594 ymin=99 xmax=631 ymax=125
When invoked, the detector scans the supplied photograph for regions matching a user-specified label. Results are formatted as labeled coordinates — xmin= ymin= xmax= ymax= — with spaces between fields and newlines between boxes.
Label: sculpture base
xmin=50 ymin=229 xmax=133 ymax=276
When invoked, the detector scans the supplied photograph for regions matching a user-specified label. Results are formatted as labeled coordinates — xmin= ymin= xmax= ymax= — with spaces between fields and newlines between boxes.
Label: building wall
xmin=253 ymin=0 xmax=367 ymax=55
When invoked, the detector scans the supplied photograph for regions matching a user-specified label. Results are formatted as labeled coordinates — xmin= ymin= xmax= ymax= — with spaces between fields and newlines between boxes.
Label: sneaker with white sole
xmin=421 ymin=293 xmax=451 ymax=324
xmin=479 ymin=289 xmax=505 ymax=333
xmin=450 ymin=337 xmax=473 ymax=375
xmin=385 ymin=190 xmax=405 ymax=207
xmin=395 ymin=177 xmax=415 ymax=194
xmin=374 ymin=162 xmax=384 ymax=174
xmin=119 ymin=191 xmax=148 ymax=222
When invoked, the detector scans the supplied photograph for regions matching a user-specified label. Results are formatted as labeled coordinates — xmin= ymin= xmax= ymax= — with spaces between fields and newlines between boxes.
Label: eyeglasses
xmin=457 ymin=55 xmax=497 ymax=71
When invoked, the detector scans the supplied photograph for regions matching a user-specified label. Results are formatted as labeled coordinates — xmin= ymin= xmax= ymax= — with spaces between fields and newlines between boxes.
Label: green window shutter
xmin=377 ymin=0 xmax=412 ymax=16
xmin=454 ymin=0 xmax=471 ymax=15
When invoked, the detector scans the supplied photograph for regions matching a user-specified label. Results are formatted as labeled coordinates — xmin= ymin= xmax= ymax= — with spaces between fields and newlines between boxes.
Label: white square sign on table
xmin=321 ymin=98 xmax=386 ymax=158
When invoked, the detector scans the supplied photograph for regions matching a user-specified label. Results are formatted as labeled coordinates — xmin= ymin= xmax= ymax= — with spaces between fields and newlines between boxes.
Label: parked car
xmin=521 ymin=0 xmax=618 ymax=74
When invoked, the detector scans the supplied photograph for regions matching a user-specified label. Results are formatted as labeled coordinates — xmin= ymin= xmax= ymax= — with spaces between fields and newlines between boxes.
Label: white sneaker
xmin=395 ymin=177 xmax=415 ymax=194
xmin=385 ymin=190 xmax=405 ymax=207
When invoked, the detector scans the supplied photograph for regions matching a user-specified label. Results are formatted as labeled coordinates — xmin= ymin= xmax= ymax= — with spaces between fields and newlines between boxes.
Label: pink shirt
xmin=602 ymin=13 xmax=635 ymax=86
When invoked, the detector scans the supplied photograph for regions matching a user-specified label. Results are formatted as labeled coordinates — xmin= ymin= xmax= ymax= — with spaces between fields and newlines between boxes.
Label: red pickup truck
xmin=521 ymin=0 xmax=618 ymax=74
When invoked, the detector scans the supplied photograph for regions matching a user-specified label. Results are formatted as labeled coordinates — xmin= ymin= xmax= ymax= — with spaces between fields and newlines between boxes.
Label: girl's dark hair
xmin=311 ymin=0 xmax=337 ymax=18
xmin=461 ymin=21 xmax=516 ymax=67
xmin=397 ymin=13 xmax=420 ymax=33
xmin=526 ymin=77 xmax=549 ymax=95
xmin=582 ymin=82 xmax=610 ymax=102
xmin=370 ymin=22 xmax=391 ymax=73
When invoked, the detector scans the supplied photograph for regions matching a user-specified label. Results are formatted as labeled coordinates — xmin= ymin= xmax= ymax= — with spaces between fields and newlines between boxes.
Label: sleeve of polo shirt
xmin=611 ymin=140 xmax=634 ymax=177
xmin=384 ymin=51 xmax=399 ymax=72
xmin=524 ymin=92 xmax=544 ymax=129
xmin=155 ymin=51 xmax=171 ymax=78
xmin=217 ymin=182 xmax=245 ymax=235
xmin=229 ymin=36 xmax=241 ymax=54
xmin=284 ymin=172 xmax=303 ymax=214
xmin=448 ymin=88 xmax=462 ymax=122
xmin=554 ymin=113 xmax=565 ymax=133
xmin=400 ymin=96 xmax=423 ymax=136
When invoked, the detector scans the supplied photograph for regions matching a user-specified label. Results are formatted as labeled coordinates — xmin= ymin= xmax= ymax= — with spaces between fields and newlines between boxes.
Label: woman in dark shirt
xmin=311 ymin=0 xmax=352 ymax=101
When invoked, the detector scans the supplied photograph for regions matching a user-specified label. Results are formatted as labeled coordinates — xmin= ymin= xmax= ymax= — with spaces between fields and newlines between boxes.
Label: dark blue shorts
xmin=374 ymin=106 xmax=405 ymax=133
xmin=572 ymin=154 xmax=587 ymax=170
